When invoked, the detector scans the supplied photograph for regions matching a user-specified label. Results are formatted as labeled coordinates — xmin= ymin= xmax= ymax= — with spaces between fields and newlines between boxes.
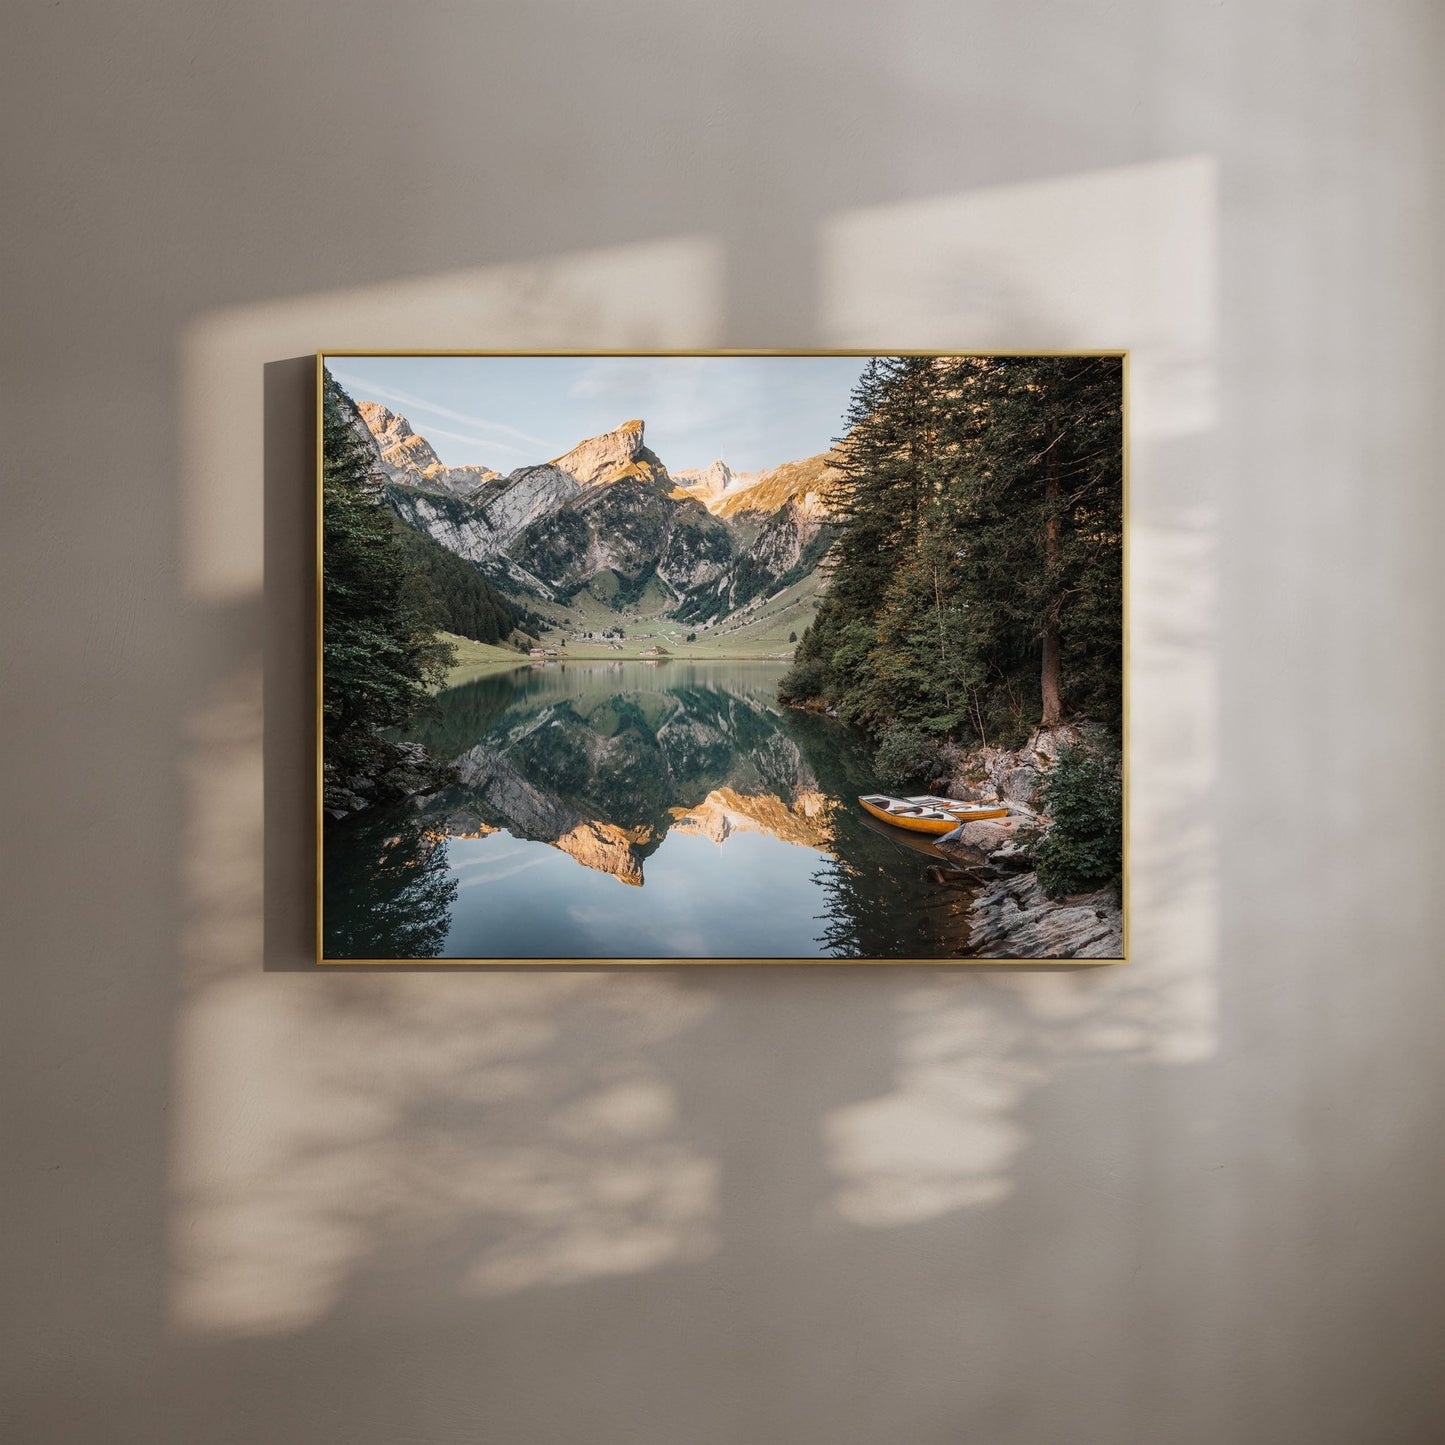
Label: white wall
xmin=3 ymin=4 xmax=1442 ymax=1442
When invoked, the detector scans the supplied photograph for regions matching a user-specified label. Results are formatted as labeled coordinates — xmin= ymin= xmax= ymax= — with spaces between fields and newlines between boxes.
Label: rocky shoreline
xmin=930 ymin=724 xmax=1124 ymax=960
xmin=963 ymin=874 xmax=1123 ymax=959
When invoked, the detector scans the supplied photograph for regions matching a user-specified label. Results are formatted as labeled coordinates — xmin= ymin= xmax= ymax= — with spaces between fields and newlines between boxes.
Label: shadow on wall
xmin=161 ymin=161 xmax=1222 ymax=1444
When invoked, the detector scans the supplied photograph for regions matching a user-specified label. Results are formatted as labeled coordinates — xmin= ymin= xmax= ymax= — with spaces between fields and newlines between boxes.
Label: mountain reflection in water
xmin=323 ymin=661 xmax=977 ymax=960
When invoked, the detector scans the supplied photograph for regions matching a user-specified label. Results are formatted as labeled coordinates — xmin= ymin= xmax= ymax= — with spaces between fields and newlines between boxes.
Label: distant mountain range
xmin=336 ymin=382 xmax=840 ymax=627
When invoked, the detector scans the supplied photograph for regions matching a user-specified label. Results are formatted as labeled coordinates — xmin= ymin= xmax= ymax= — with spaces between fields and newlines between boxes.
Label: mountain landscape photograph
xmin=320 ymin=352 xmax=1125 ymax=961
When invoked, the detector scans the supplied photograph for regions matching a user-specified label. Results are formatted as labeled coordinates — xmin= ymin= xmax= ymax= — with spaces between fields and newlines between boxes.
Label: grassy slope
xmin=533 ymin=568 xmax=824 ymax=661
xmin=438 ymin=632 xmax=531 ymax=685
xmin=438 ymin=564 xmax=824 ymax=683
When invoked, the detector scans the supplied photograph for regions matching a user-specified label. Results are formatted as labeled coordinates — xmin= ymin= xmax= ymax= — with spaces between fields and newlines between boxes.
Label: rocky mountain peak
xmin=354 ymin=398 xmax=500 ymax=497
xmin=356 ymin=399 xmax=445 ymax=475
xmin=549 ymin=419 xmax=653 ymax=487
xmin=712 ymin=449 xmax=839 ymax=520
xmin=356 ymin=400 xmax=410 ymax=443
xmin=673 ymin=459 xmax=735 ymax=498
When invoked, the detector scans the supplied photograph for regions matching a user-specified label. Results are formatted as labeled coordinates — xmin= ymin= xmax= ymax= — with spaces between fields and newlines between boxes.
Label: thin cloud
xmin=331 ymin=372 xmax=554 ymax=449
xmin=409 ymin=423 xmax=532 ymax=459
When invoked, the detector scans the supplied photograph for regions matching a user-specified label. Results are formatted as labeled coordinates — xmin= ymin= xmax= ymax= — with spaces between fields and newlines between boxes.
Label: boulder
xmin=988 ymin=839 xmax=1035 ymax=873
xmin=943 ymin=779 xmax=993 ymax=804
xmin=999 ymin=764 xmax=1041 ymax=806
xmin=936 ymin=815 xmax=1026 ymax=857
xmin=935 ymin=816 xmax=1033 ymax=874
xmin=953 ymin=818 xmax=1018 ymax=853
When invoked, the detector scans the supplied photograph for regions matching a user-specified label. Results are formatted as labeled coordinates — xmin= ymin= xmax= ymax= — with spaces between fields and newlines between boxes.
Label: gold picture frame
xmin=317 ymin=350 xmax=1128 ymax=965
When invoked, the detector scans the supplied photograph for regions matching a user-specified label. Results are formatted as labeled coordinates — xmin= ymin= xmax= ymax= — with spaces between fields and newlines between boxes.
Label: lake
xmin=323 ymin=660 xmax=977 ymax=960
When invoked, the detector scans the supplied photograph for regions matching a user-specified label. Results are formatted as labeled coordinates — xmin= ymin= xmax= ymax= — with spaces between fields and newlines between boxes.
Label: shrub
xmin=873 ymin=727 xmax=949 ymax=793
xmin=777 ymin=654 xmax=833 ymax=707
xmin=1029 ymin=743 xmax=1122 ymax=899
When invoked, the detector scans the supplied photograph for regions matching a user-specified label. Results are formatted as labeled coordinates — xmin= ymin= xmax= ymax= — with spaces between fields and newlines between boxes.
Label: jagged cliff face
xmin=357 ymin=401 xmax=439 ymax=472
xmin=346 ymin=388 xmax=838 ymax=623
xmin=670 ymin=497 xmax=832 ymax=624
xmin=387 ymin=464 xmax=587 ymax=580
xmin=548 ymin=417 xmax=670 ymax=488
xmin=356 ymin=401 xmax=500 ymax=496
xmin=514 ymin=476 xmax=674 ymax=593
xmin=711 ymin=450 xmax=838 ymax=520
xmin=672 ymin=458 xmax=761 ymax=503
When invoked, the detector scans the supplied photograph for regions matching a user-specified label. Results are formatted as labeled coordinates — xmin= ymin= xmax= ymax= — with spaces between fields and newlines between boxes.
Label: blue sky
xmin=325 ymin=354 xmax=868 ymax=475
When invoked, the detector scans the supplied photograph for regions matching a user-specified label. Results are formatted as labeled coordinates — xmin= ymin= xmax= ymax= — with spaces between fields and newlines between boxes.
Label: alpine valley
xmin=335 ymin=382 xmax=840 ymax=646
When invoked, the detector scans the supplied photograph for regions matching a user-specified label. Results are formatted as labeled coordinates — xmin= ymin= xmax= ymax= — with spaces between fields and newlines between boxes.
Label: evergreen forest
xmin=780 ymin=354 xmax=1123 ymax=751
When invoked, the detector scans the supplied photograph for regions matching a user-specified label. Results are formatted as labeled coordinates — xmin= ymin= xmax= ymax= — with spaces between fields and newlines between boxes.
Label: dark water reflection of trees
xmin=323 ymin=813 xmax=458 ymax=960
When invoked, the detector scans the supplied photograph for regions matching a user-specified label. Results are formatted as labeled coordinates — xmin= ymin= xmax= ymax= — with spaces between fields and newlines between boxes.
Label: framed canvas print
xmin=318 ymin=352 xmax=1126 ymax=963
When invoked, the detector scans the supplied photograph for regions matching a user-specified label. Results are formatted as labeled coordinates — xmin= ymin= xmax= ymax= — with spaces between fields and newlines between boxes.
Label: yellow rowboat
xmin=858 ymin=794 xmax=1009 ymax=835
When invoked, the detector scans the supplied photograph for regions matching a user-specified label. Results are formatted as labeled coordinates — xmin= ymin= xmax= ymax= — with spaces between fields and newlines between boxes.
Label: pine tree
xmin=322 ymin=372 xmax=455 ymax=806
xmin=823 ymin=356 xmax=939 ymax=621
xmin=942 ymin=355 xmax=1123 ymax=733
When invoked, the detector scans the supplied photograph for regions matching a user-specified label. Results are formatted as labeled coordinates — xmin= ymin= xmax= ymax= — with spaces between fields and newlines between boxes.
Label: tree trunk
xmin=1040 ymin=440 xmax=1064 ymax=726
xmin=933 ymin=564 xmax=946 ymax=661
xmin=1041 ymin=620 xmax=1063 ymax=726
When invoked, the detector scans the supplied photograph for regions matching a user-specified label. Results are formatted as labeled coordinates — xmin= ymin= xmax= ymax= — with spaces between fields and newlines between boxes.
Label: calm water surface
xmin=324 ymin=661 xmax=975 ymax=959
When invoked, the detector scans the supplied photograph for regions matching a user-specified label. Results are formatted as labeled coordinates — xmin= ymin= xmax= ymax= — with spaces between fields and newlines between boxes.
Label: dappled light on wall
xmin=824 ymin=949 xmax=1216 ymax=1227
xmin=172 ymin=238 xmax=725 ymax=1337
xmin=171 ymin=973 xmax=719 ymax=1335
xmin=460 ymin=1076 xmax=719 ymax=1298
